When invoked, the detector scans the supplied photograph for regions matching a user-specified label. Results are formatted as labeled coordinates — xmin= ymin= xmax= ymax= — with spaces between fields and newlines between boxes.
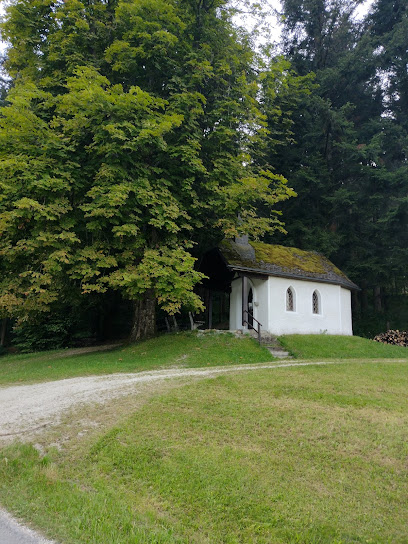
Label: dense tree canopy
xmin=0 ymin=0 xmax=294 ymax=340
xmin=1 ymin=0 xmax=406 ymax=345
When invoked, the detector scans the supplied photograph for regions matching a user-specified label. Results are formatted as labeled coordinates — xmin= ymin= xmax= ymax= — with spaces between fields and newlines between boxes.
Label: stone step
xmin=246 ymin=330 xmax=292 ymax=358
xmin=265 ymin=347 xmax=292 ymax=359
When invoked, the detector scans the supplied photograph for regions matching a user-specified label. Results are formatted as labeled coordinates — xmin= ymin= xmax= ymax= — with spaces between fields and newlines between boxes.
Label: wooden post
xmin=204 ymin=288 xmax=209 ymax=328
xmin=164 ymin=316 xmax=171 ymax=332
xmin=208 ymin=291 xmax=213 ymax=329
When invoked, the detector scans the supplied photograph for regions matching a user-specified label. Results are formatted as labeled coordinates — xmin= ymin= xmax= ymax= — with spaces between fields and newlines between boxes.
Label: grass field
xmin=279 ymin=333 xmax=408 ymax=360
xmin=0 ymin=331 xmax=407 ymax=386
xmin=0 ymin=332 xmax=273 ymax=385
xmin=1 ymin=361 xmax=408 ymax=543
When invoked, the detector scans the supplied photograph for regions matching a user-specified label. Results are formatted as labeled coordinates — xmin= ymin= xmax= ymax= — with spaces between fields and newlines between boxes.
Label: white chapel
xmin=199 ymin=237 xmax=358 ymax=336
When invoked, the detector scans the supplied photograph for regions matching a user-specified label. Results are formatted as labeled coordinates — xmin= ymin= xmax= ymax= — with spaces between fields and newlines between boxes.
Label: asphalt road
xmin=0 ymin=509 xmax=55 ymax=544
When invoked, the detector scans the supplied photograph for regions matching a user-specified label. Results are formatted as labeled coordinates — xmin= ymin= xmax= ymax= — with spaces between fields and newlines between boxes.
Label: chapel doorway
xmin=247 ymin=287 xmax=254 ymax=328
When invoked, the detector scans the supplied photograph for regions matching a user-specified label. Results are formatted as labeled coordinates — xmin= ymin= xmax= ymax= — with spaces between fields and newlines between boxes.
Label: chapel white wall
xmin=230 ymin=277 xmax=242 ymax=330
xmin=229 ymin=276 xmax=269 ymax=331
xmin=267 ymin=277 xmax=353 ymax=336
xmin=230 ymin=275 xmax=353 ymax=336
xmin=340 ymin=287 xmax=353 ymax=335
xmin=251 ymin=277 xmax=269 ymax=329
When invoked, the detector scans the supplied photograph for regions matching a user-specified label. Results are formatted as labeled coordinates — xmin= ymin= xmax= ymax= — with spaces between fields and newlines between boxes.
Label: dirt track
xmin=3 ymin=358 xmax=406 ymax=441
xmin=0 ymin=361 xmax=338 ymax=439
xmin=1 ymin=358 xmax=406 ymax=544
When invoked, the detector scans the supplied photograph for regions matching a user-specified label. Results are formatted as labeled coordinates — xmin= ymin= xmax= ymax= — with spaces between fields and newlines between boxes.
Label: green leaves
xmin=0 ymin=0 xmax=297 ymax=326
xmin=109 ymin=246 xmax=204 ymax=314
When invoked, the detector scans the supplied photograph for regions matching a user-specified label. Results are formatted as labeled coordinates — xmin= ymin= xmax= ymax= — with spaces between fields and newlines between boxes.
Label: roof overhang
xmin=228 ymin=265 xmax=361 ymax=291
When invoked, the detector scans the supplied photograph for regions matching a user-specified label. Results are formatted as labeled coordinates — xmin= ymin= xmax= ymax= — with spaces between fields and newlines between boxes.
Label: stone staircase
xmin=248 ymin=330 xmax=292 ymax=359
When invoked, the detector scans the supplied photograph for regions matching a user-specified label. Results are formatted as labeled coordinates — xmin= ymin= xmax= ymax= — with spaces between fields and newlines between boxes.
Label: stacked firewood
xmin=373 ymin=330 xmax=408 ymax=347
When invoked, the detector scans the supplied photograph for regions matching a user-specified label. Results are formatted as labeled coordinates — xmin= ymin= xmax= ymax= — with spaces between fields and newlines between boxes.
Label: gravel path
xmin=0 ymin=361 xmax=337 ymax=438
xmin=0 ymin=509 xmax=55 ymax=544
xmin=0 ymin=358 xmax=405 ymax=544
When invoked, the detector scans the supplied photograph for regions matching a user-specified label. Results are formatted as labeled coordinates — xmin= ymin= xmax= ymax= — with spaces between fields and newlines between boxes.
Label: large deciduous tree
xmin=0 ymin=0 xmax=294 ymax=340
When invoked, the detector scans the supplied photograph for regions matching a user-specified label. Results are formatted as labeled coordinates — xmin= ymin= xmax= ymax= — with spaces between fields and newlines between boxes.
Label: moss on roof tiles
xmin=219 ymin=240 xmax=356 ymax=288
xmin=251 ymin=242 xmax=346 ymax=276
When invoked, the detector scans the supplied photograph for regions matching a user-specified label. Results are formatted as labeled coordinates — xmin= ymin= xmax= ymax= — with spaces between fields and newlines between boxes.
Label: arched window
xmin=286 ymin=287 xmax=295 ymax=312
xmin=312 ymin=290 xmax=321 ymax=314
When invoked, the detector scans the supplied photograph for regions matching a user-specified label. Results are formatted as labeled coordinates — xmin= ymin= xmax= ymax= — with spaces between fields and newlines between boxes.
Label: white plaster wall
xmin=229 ymin=276 xmax=269 ymax=331
xmin=267 ymin=277 xmax=353 ymax=336
xmin=340 ymin=287 xmax=353 ymax=335
xmin=251 ymin=277 xmax=269 ymax=330
xmin=229 ymin=274 xmax=353 ymax=336
xmin=229 ymin=276 xmax=242 ymax=330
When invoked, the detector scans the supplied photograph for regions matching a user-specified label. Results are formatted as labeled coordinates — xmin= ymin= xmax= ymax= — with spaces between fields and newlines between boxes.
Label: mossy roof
xmin=219 ymin=240 xmax=359 ymax=290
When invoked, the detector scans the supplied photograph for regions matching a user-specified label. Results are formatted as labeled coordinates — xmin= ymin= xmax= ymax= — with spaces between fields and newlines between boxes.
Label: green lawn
xmin=0 ymin=332 xmax=273 ymax=385
xmin=1 ymin=332 xmax=407 ymax=386
xmin=1 ymin=361 xmax=408 ymax=543
xmin=279 ymin=333 xmax=408 ymax=360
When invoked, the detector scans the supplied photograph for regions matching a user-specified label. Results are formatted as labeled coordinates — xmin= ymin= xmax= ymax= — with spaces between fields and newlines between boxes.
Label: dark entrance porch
xmin=197 ymin=248 xmax=234 ymax=329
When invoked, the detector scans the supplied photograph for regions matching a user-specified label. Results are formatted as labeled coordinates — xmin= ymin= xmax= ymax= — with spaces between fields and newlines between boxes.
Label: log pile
xmin=373 ymin=330 xmax=408 ymax=347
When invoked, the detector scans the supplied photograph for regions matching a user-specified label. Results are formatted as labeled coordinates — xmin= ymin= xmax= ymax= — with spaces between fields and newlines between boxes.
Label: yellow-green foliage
xmin=0 ymin=0 xmax=297 ymax=324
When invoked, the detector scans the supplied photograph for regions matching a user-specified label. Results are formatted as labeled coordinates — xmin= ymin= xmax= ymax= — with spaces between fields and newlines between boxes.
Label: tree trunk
xmin=374 ymin=285 xmax=383 ymax=313
xmin=360 ymin=284 xmax=368 ymax=313
xmin=129 ymin=292 xmax=156 ymax=342
xmin=0 ymin=318 xmax=6 ymax=346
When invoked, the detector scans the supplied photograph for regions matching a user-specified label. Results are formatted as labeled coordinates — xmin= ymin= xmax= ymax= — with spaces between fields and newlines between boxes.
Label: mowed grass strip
xmin=0 ymin=332 xmax=273 ymax=385
xmin=1 ymin=361 xmax=408 ymax=543
xmin=1 ymin=332 xmax=407 ymax=386
xmin=279 ymin=333 xmax=408 ymax=360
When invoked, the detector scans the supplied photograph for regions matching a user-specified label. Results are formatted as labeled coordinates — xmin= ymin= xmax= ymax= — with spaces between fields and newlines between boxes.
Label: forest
xmin=0 ymin=0 xmax=406 ymax=350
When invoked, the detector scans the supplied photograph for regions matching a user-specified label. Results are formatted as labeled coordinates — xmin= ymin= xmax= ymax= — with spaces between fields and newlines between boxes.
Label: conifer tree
xmin=272 ymin=0 xmax=408 ymax=331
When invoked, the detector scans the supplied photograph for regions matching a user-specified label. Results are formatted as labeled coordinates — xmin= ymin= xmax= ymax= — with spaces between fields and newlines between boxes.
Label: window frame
xmin=286 ymin=286 xmax=296 ymax=312
xmin=312 ymin=289 xmax=322 ymax=315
